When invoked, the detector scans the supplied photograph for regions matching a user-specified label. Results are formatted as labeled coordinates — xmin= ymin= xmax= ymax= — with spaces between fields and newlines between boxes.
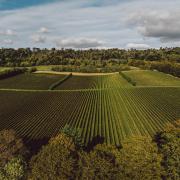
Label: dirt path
xmin=34 ymin=71 xmax=119 ymax=76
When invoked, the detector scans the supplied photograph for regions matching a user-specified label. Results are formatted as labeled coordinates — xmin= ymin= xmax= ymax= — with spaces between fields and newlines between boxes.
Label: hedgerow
xmin=0 ymin=68 xmax=27 ymax=80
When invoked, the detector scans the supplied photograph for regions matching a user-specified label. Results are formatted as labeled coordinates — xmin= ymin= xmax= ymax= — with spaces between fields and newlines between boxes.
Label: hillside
xmin=0 ymin=70 xmax=179 ymax=146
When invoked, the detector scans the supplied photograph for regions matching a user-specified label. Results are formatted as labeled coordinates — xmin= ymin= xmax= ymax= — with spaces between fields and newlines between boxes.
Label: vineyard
xmin=55 ymin=73 xmax=131 ymax=90
xmin=0 ymin=70 xmax=180 ymax=146
xmin=0 ymin=73 xmax=66 ymax=90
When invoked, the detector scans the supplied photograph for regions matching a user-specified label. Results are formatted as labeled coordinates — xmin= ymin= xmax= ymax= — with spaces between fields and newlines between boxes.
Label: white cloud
xmin=126 ymin=43 xmax=150 ymax=50
xmin=3 ymin=39 xmax=13 ymax=44
xmin=0 ymin=29 xmax=16 ymax=36
xmin=39 ymin=27 xmax=49 ymax=33
xmin=31 ymin=35 xmax=46 ymax=43
xmin=126 ymin=5 xmax=180 ymax=43
xmin=0 ymin=0 xmax=180 ymax=48
xmin=55 ymin=37 xmax=104 ymax=48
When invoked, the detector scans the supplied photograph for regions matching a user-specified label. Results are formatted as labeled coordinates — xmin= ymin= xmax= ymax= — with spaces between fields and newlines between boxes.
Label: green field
xmin=55 ymin=73 xmax=130 ymax=90
xmin=0 ymin=70 xmax=180 ymax=145
xmin=0 ymin=73 xmax=66 ymax=90
xmin=123 ymin=70 xmax=180 ymax=86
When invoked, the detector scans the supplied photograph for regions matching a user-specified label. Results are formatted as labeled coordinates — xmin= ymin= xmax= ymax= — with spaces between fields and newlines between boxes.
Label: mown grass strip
xmin=48 ymin=73 xmax=72 ymax=90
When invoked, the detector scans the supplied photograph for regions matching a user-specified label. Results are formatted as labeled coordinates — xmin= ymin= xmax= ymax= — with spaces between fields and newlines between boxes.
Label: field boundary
xmin=120 ymin=72 xmax=136 ymax=86
xmin=48 ymin=73 xmax=72 ymax=90
xmin=34 ymin=71 xmax=119 ymax=76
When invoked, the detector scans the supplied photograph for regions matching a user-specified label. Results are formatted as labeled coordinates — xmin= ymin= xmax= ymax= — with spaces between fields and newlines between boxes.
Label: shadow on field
xmin=23 ymin=136 xmax=49 ymax=156
xmin=86 ymin=135 xmax=105 ymax=152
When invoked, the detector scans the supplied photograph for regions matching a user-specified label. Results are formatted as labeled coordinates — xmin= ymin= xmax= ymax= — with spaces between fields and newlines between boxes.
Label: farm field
xmin=55 ymin=73 xmax=131 ymax=90
xmin=0 ymin=73 xmax=66 ymax=90
xmin=0 ymin=88 xmax=179 ymax=145
xmin=123 ymin=70 xmax=180 ymax=86
xmin=0 ymin=70 xmax=180 ymax=146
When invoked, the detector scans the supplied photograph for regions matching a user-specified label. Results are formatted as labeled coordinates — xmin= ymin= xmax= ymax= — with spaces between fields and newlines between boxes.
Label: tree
xmin=29 ymin=133 xmax=77 ymax=180
xmin=155 ymin=120 xmax=180 ymax=179
xmin=0 ymin=157 xmax=27 ymax=180
xmin=0 ymin=129 xmax=27 ymax=167
xmin=116 ymin=136 xmax=164 ymax=180
xmin=61 ymin=124 xmax=84 ymax=149
xmin=77 ymin=144 xmax=120 ymax=180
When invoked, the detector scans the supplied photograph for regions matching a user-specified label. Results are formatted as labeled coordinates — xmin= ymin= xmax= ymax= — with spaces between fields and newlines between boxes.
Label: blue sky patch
xmin=0 ymin=0 xmax=58 ymax=10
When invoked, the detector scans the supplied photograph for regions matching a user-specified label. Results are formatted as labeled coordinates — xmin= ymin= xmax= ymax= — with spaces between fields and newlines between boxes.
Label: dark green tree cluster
xmin=0 ymin=47 xmax=180 ymax=67
xmin=129 ymin=60 xmax=180 ymax=77
xmin=155 ymin=120 xmax=180 ymax=179
xmin=0 ymin=129 xmax=28 ymax=179
xmin=0 ymin=120 xmax=179 ymax=179
xmin=0 ymin=68 xmax=27 ymax=80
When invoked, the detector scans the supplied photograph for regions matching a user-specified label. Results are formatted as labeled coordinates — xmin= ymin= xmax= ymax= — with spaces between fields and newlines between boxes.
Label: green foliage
xmin=0 ymin=68 xmax=27 ymax=80
xmin=61 ymin=124 xmax=84 ymax=149
xmin=129 ymin=60 xmax=180 ymax=77
xmin=77 ymin=144 xmax=120 ymax=180
xmin=27 ymin=67 xmax=37 ymax=73
xmin=116 ymin=136 xmax=164 ymax=180
xmin=29 ymin=133 xmax=77 ymax=180
xmin=155 ymin=120 xmax=180 ymax=179
xmin=48 ymin=73 xmax=72 ymax=90
xmin=119 ymin=71 xmax=136 ymax=86
xmin=51 ymin=64 xmax=130 ymax=73
xmin=0 ymin=157 xmax=27 ymax=180
xmin=0 ymin=129 xmax=27 ymax=167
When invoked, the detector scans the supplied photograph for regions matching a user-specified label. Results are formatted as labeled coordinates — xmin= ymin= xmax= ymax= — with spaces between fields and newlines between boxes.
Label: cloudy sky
xmin=0 ymin=0 xmax=180 ymax=49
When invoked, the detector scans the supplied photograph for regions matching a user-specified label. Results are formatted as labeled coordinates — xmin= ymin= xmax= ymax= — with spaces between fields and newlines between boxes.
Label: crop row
xmin=0 ymin=87 xmax=179 ymax=145
xmin=55 ymin=73 xmax=131 ymax=90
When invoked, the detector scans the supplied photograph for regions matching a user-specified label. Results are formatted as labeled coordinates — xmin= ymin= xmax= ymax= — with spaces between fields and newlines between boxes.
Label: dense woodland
xmin=0 ymin=120 xmax=179 ymax=180
xmin=0 ymin=47 xmax=180 ymax=76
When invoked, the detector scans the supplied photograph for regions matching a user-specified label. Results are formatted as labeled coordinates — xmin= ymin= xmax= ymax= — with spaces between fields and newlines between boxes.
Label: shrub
xmin=61 ymin=124 xmax=84 ymax=149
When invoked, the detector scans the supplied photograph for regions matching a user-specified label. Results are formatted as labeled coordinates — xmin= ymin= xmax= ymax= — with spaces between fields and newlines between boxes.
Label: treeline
xmin=51 ymin=64 xmax=130 ymax=73
xmin=0 ymin=67 xmax=37 ymax=80
xmin=129 ymin=60 xmax=180 ymax=77
xmin=0 ymin=68 xmax=26 ymax=80
xmin=0 ymin=47 xmax=180 ymax=67
xmin=0 ymin=120 xmax=179 ymax=180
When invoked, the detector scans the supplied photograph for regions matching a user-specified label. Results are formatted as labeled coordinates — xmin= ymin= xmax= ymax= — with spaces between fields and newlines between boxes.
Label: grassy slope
xmin=0 ymin=73 xmax=66 ymax=90
xmin=123 ymin=70 xmax=180 ymax=86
